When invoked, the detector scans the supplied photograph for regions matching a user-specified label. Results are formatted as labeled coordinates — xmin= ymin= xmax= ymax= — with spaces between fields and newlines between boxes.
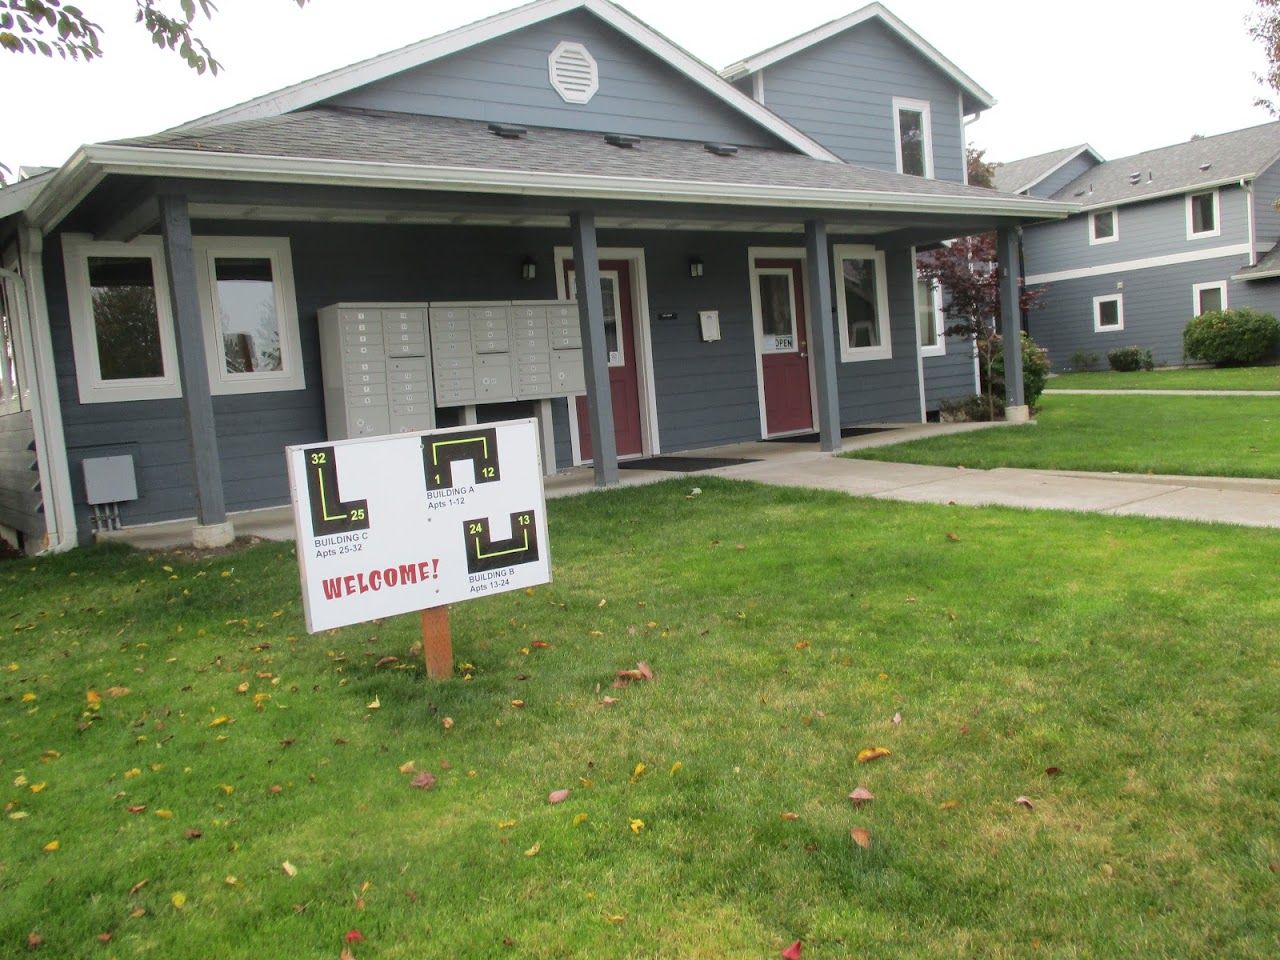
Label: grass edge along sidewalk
xmin=4 ymin=477 xmax=1280 ymax=958
xmin=1046 ymin=365 xmax=1280 ymax=392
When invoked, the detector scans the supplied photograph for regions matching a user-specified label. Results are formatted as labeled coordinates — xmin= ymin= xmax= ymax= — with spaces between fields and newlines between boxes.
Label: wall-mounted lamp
xmin=521 ymin=256 xmax=537 ymax=281
xmin=689 ymin=257 xmax=704 ymax=279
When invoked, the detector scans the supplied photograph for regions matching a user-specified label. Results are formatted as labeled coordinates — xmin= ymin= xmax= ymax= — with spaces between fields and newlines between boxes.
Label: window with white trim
xmin=1187 ymin=190 xmax=1220 ymax=239
xmin=63 ymin=234 xmax=302 ymax=403
xmin=915 ymin=274 xmax=945 ymax=357
xmin=834 ymin=244 xmax=892 ymax=361
xmin=892 ymin=97 xmax=934 ymax=179
xmin=1093 ymin=293 xmax=1124 ymax=332
xmin=1192 ymin=281 xmax=1227 ymax=316
xmin=63 ymin=235 xmax=181 ymax=404
xmin=0 ymin=272 xmax=25 ymax=415
xmin=194 ymin=237 xmax=304 ymax=394
xmin=1089 ymin=209 xmax=1118 ymax=245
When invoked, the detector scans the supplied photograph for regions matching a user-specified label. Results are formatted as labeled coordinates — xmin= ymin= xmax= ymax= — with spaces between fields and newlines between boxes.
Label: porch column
xmin=158 ymin=194 xmax=234 ymax=547
xmin=996 ymin=225 xmax=1029 ymax=422
xmin=804 ymin=218 xmax=841 ymax=452
xmin=569 ymin=210 xmax=619 ymax=487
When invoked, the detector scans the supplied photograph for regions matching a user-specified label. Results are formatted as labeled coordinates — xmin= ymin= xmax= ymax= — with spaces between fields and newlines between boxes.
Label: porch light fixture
xmin=689 ymin=257 xmax=704 ymax=278
xmin=521 ymin=256 xmax=537 ymax=280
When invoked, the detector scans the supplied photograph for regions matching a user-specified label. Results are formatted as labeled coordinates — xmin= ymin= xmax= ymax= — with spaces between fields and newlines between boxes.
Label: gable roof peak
xmin=720 ymin=1 xmax=995 ymax=111
xmin=166 ymin=0 xmax=840 ymax=161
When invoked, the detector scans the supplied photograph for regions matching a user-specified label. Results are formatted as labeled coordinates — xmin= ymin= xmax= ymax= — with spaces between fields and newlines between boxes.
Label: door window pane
xmin=841 ymin=257 xmax=881 ymax=348
xmin=214 ymin=257 xmax=281 ymax=374
xmin=758 ymin=273 xmax=795 ymax=338
xmin=1197 ymin=286 xmax=1224 ymax=314
xmin=567 ymin=270 xmax=622 ymax=363
xmin=88 ymin=256 xmax=164 ymax=380
xmin=898 ymin=109 xmax=926 ymax=176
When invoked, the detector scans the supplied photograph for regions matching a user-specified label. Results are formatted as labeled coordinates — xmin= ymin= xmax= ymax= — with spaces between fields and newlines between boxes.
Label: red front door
xmin=754 ymin=258 xmax=813 ymax=435
xmin=563 ymin=260 xmax=644 ymax=460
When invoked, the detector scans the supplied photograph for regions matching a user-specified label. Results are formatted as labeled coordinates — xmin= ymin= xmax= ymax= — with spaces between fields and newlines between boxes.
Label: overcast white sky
xmin=2 ymin=0 xmax=1274 ymax=178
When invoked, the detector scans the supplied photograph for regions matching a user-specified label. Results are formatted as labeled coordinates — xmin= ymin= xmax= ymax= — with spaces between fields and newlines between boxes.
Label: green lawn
xmin=4 ymin=479 xmax=1280 ymax=958
xmin=1049 ymin=365 xmax=1280 ymax=391
xmin=851 ymin=394 xmax=1280 ymax=478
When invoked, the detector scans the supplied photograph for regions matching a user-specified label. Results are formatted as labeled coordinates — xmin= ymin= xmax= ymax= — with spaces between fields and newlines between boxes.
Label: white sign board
xmin=286 ymin=418 xmax=551 ymax=633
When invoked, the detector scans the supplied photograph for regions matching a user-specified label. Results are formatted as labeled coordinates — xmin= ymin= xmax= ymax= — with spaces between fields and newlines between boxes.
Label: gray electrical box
xmin=317 ymin=303 xmax=437 ymax=440
xmin=82 ymin=455 xmax=138 ymax=505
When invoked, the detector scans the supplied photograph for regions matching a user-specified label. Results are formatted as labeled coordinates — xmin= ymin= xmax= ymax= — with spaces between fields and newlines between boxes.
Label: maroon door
xmin=563 ymin=260 xmax=644 ymax=460
xmin=755 ymin=258 xmax=813 ymax=435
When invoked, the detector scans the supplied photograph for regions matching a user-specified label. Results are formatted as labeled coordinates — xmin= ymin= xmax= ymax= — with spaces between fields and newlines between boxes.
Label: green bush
xmin=1183 ymin=308 xmax=1280 ymax=366
xmin=1107 ymin=346 xmax=1155 ymax=372
xmin=1070 ymin=350 xmax=1101 ymax=372
xmin=986 ymin=331 xmax=1051 ymax=408
xmin=939 ymin=394 xmax=1004 ymax=422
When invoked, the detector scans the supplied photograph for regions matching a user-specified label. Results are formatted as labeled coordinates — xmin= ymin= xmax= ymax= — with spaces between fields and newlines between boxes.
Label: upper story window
xmin=1089 ymin=209 xmax=1118 ymax=245
xmin=892 ymin=97 xmax=934 ymax=179
xmin=63 ymin=234 xmax=302 ymax=404
xmin=1186 ymin=189 xmax=1220 ymax=239
xmin=834 ymin=244 xmax=892 ymax=362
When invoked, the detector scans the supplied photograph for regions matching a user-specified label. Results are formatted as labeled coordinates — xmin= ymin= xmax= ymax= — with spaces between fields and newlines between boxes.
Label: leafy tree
xmin=0 ymin=0 xmax=306 ymax=75
xmin=917 ymin=233 xmax=1045 ymax=419
xmin=966 ymin=146 xmax=996 ymax=189
xmin=1251 ymin=0 xmax=1280 ymax=112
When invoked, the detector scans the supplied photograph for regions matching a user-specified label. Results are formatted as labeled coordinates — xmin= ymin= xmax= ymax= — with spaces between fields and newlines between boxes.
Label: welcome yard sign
xmin=286 ymin=419 xmax=552 ymax=633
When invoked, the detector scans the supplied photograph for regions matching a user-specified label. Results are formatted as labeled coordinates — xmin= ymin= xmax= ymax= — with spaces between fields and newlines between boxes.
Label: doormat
xmin=766 ymin=426 xmax=897 ymax=444
xmin=618 ymin=456 xmax=761 ymax=473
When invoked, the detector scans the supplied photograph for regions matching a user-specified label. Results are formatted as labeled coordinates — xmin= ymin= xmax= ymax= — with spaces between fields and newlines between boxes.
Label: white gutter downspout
xmin=9 ymin=225 xmax=77 ymax=552
xmin=1243 ymin=178 xmax=1257 ymax=266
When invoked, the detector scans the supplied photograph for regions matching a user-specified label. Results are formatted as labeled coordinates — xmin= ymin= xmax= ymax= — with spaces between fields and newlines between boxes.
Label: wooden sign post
xmin=421 ymin=606 xmax=453 ymax=681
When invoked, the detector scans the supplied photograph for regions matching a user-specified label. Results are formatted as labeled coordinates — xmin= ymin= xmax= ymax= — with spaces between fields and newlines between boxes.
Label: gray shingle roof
xmin=1234 ymin=241 xmax=1280 ymax=280
xmin=1050 ymin=122 xmax=1280 ymax=207
xmin=113 ymin=106 xmax=1054 ymax=208
xmin=992 ymin=145 xmax=1094 ymax=194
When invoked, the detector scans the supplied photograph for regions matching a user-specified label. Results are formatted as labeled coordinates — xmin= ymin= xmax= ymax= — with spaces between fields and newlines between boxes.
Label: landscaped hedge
xmin=1108 ymin=346 xmax=1155 ymax=372
xmin=1183 ymin=308 xmax=1280 ymax=366
xmin=987 ymin=331 xmax=1051 ymax=408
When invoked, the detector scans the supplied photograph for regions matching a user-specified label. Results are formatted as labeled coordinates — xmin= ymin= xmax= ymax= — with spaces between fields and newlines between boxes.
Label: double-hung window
xmin=1186 ymin=189 xmax=1220 ymax=239
xmin=63 ymin=234 xmax=303 ymax=403
xmin=893 ymin=97 xmax=934 ymax=179
xmin=834 ymin=244 xmax=893 ymax=362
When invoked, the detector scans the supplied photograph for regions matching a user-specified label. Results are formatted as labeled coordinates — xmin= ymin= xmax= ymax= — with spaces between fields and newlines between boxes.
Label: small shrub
xmin=1183 ymin=308 xmax=1280 ymax=366
xmin=1069 ymin=350 xmax=1100 ymax=371
xmin=986 ymin=331 xmax=1051 ymax=408
xmin=1108 ymin=346 xmax=1155 ymax=372
xmin=939 ymin=394 xmax=1004 ymax=422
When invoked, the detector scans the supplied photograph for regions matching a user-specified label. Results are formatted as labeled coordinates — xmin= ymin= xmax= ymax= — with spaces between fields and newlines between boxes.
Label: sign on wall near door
xmin=285 ymin=419 xmax=552 ymax=633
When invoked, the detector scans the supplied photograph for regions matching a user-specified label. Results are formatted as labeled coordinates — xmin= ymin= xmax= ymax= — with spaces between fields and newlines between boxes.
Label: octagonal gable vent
xmin=549 ymin=41 xmax=599 ymax=105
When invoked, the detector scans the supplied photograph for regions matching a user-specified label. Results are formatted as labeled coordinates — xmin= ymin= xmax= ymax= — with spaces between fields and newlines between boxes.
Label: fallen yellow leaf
xmin=281 ymin=861 xmax=298 ymax=878
xmin=209 ymin=716 xmax=231 ymax=728
xmin=124 ymin=768 xmax=142 ymax=779
xmin=398 ymin=760 xmax=417 ymax=774
xmin=630 ymin=762 xmax=646 ymax=783
xmin=86 ymin=690 xmax=102 ymax=707
xmin=629 ymin=818 xmax=645 ymax=834
xmin=224 ymin=875 xmax=239 ymax=887
xmin=42 ymin=840 xmax=60 ymax=852
xmin=29 ymin=782 xmax=45 ymax=794
xmin=524 ymin=841 xmax=541 ymax=857
xmin=154 ymin=809 xmax=173 ymax=819
xmin=13 ymin=774 xmax=27 ymax=787
xmin=235 ymin=681 xmax=250 ymax=694
xmin=170 ymin=892 xmax=187 ymax=909
xmin=856 ymin=747 xmax=892 ymax=764
xmin=366 ymin=696 xmax=381 ymax=710
xmin=219 ymin=784 xmax=235 ymax=796
xmin=572 ymin=813 xmax=588 ymax=826
xmin=497 ymin=819 xmax=517 ymax=829
xmin=670 ymin=762 xmax=683 ymax=775
xmin=9 ymin=811 xmax=29 ymax=820
xmin=21 ymin=692 xmax=36 ymax=703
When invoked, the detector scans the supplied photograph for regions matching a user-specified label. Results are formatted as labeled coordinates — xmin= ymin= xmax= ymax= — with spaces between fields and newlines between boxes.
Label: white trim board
xmin=167 ymin=0 xmax=840 ymax=162
xmin=1192 ymin=280 xmax=1228 ymax=315
xmin=892 ymin=97 xmax=934 ymax=180
xmin=1025 ymin=243 xmax=1252 ymax=285
xmin=721 ymin=1 xmax=995 ymax=110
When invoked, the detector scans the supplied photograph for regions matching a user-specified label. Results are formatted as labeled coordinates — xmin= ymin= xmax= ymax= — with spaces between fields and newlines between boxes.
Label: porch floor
xmin=94 ymin=420 xmax=1012 ymax=550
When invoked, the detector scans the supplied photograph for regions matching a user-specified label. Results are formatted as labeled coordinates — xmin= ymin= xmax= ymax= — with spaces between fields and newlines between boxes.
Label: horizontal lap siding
xmin=327 ymin=10 xmax=782 ymax=148
xmin=1251 ymin=160 xmax=1280 ymax=251
xmin=49 ymin=221 xmax=925 ymax=535
xmin=923 ymin=338 xmax=977 ymax=408
xmin=1029 ymin=154 xmax=1099 ymax=198
xmin=1027 ymin=255 xmax=1260 ymax=368
xmin=0 ymin=411 xmax=43 ymax=546
xmin=1023 ymin=187 xmax=1250 ymax=278
xmin=759 ymin=19 xmax=965 ymax=182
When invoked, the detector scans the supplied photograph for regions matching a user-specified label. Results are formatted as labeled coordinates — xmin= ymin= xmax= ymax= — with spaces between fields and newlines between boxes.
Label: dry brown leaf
xmin=856 ymin=747 xmax=891 ymax=764
xmin=128 ymin=879 xmax=148 ymax=896
xmin=850 ymin=827 xmax=872 ymax=850
xmin=636 ymin=662 xmax=654 ymax=682
xmin=1015 ymin=796 xmax=1035 ymax=810
xmin=410 ymin=772 xmax=437 ymax=790
xmin=599 ymin=696 xmax=619 ymax=706
xmin=375 ymin=656 xmax=399 ymax=668
xmin=945 ymin=532 xmax=961 ymax=542
xmin=281 ymin=861 xmax=298 ymax=878
xmin=105 ymin=686 xmax=130 ymax=698
xmin=779 ymin=812 xmax=800 ymax=821
xmin=848 ymin=786 xmax=875 ymax=805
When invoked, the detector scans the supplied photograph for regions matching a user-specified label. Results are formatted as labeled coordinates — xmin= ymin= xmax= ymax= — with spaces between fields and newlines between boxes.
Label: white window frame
xmin=892 ymin=96 xmax=934 ymax=179
xmin=194 ymin=236 xmax=304 ymax=395
xmin=753 ymin=266 xmax=802 ymax=354
xmin=915 ymin=273 xmax=946 ymax=358
xmin=834 ymin=243 xmax=893 ymax=362
xmin=1192 ymin=280 xmax=1228 ymax=316
xmin=62 ymin=234 xmax=182 ymax=404
xmin=1186 ymin=189 xmax=1221 ymax=240
xmin=0 ymin=256 xmax=28 ymax=415
xmin=1092 ymin=293 xmax=1125 ymax=333
xmin=1089 ymin=209 xmax=1119 ymax=245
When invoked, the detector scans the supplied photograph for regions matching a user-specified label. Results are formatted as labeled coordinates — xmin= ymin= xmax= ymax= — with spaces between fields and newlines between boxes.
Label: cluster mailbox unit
xmin=318 ymin=301 xmax=586 ymax=442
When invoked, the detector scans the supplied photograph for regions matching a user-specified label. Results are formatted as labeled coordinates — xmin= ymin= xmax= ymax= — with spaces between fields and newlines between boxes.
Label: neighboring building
xmin=998 ymin=123 xmax=1280 ymax=369
xmin=0 ymin=0 xmax=1067 ymax=552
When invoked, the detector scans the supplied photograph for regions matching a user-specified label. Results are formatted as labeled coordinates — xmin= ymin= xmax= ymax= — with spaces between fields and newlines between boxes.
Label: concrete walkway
xmin=1045 ymin=388 xmax=1280 ymax=397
